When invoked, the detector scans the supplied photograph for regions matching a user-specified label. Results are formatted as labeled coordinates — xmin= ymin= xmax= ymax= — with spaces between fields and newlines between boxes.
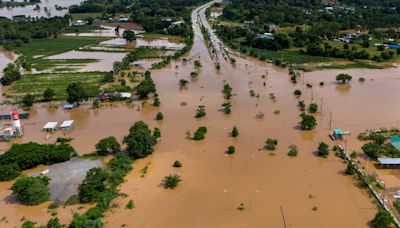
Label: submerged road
xmin=192 ymin=0 xmax=229 ymax=63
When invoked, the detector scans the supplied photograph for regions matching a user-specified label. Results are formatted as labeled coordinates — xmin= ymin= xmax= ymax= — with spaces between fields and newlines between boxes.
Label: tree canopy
xmin=67 ymin=83 xmax=89 ymax=106
xmin=11 ymin=176 xmax=50 ymax=205
xmin=124 ymin=121 xmax=157 ymax=159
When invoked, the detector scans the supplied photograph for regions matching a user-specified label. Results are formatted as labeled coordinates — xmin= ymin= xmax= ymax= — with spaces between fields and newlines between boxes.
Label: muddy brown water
xmin=2 ymin=4 xmax=400 ymax=228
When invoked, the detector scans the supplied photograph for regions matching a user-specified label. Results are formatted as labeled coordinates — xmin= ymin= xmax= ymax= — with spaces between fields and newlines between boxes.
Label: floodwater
xmin=0 ymin=0 xmax=85 ymax=19
xmin=45 ymin=51 xmax=126 ymax=72
xmin=2 ymin=1 xmax=400 ymax=227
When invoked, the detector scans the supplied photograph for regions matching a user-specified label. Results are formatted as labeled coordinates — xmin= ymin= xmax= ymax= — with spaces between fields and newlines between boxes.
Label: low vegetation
xmin=11 ymin=176 xmax=50 ymax=205
xmin=162 ymin=174 xmax=182 ymax=189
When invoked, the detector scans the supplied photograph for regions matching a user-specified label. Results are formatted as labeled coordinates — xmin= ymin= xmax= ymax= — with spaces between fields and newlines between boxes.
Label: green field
xmin=8 ymin=72 xmax=107 ymax=101
xmin=13 ymin=36 xmax=111 ymax=59
xmin=70 ymin=13 xmax=103 ymax=20
xmin=65 ymin=25 xmax=104 ymax=33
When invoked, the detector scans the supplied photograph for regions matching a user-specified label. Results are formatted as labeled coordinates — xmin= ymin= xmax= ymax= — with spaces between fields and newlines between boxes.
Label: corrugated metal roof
xmin=378 ymin=158 xmax=400 ymax=165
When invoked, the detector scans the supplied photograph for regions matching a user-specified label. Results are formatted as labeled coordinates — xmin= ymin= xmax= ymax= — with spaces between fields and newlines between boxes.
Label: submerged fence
xmin=338 ymin=145 xmax=400 ymax=227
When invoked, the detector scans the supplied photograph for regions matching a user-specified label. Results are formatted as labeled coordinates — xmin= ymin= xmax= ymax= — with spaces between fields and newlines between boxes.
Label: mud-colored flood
xmin=1 ymin=2 xmax=399 ymax=228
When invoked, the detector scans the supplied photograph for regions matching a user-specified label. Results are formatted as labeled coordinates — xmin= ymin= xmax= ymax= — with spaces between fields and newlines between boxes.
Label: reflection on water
xmin=0 ymin=0 xmax=85 ymax=19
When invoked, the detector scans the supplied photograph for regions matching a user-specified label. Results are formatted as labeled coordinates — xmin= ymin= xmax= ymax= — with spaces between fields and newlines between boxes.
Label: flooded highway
xmin=2 ymin=1 xmax=400 ymax=227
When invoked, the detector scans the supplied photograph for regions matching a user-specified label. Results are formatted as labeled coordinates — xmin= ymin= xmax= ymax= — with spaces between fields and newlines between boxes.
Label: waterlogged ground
xmin=2 ymin=1 xmax=400 ymax=227
xmin=0 ymin=0 xmax=85 ymax=19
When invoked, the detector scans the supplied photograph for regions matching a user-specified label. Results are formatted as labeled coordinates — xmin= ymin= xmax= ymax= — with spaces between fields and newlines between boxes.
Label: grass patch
xmin=65 ymin=25 xmax=104 ymax=33
xmin=133 ymin=47 xmax=171 ymax=59
xmin=13 ymin=36 xmax=111 ymax=59
xmin=252 ymin=48 xmax=334 ymax=64
xmin=9 ymin=72 xmax=107 ymax=101
xmin=314 ymin=61 xmax=386 ymax=70
xmin=31 ymin=59 xmax=99 ymax=71
xmin=70 ymin=13 xmax=103 ymax=20
xmin=140 ymin=33 xmax=185 ymax=43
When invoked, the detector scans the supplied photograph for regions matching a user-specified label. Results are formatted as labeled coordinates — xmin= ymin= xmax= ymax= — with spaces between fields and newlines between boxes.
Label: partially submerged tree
xmin=265 ymin=138 xmax=278 ymax=150
xmin=11 ymin=176 xmax=50 ymax=205
xmin=195 ymin=105 xmax=206 ymax=118
xmin=317 ymin=142 xmax=329 ymax=157
xmin=336 ymin=73 xmax=352 ymax=84
xmin=22 ymin=94 xmax=35 ymax=107
xmin=308 ymin=103 xmax=318 ymax=113
xmin=66 ymin=83 xmax=88 ymax=106
xmin=122 ymin=30 xmax=136 ymax=43
xmin=79 ymin=167 xmax=108 ymax=203
xmin=299 ymin=113 xmax=317 ymax=130
xmin=95 ymin=136 xmax=121 ymax=156
xmin=371 ymin=210 xmax=393 ymax=228
xmin=222 ymin=83 xmax=233 ymax=99
xmin=231 ymin=126 xmax=239 ymax=137
xmin=162 ymin=174 xmax=182 ymax=189
xmin=193 ymin=126 xmax=207 ymax=140
xmin=124 ymin=121 xmax=157 ymax=159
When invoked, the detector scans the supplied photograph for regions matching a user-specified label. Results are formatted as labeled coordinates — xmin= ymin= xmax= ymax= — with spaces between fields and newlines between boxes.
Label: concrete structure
xmin=11 ymin=110 xmax=23 ymax=136
xmin=60 ymin=120 xmax=74 ymax=131
xmin=43 ymin=122 xmax=58 ymax=132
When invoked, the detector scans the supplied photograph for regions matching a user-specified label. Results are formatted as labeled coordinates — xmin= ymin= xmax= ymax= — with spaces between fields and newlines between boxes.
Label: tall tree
xmin=66 ymin=83 xmax=88 ymax=106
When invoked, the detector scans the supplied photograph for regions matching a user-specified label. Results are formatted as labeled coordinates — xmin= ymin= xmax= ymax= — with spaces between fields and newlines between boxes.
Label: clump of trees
xmin=124 ymin=121 xmax=157 ymax=159
xmin=1 ymin=64 xmax=21 ymax=85
xmin=264 ymin=138 xmax=278 ymax=150
xmin=293 ymin=89 xmax=302 ymax=97
xmin=193 ymin=126 xmax=208 ymax=140
xmin=79 ymin=167 xmax=108 ymax=203
xmin=43 ymin=88 xmax=55 ymax=102
xmin=336 ymin=73 xmax=352 ymax=84
xmin=162 ymin=174 xmax=182 ymax=189
xmin=317 ymin=142 xmax=329 ymax=157
xmin=122 ymin=30 xmax=136 ymax=43
xmin=371 ymin=210 xmax=393 ymax=228
xmin=0 ymin=164 xmax=21 ymax=181
xmin=0 ymin=142 xmax=76 ymax=180
xmin=221 ymin=102 xmax=232 ymax=114
xmin=136 ymin=72 xmax=156 ymax=98
xmin=11 ymin=176 xmax=50 ymax=205
xmin=299 ymin=113 xmax=317 ymax=130
xmin=95 ymin=136 xmax=121 ymax=156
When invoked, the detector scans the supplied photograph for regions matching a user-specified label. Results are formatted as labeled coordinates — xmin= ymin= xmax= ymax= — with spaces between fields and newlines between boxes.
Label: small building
xmin=60 ymin=120 xmax=74 ymax=131
xmin=258 ymin=33 xmax=274 ymax=40
xmin=330 ymin=129 xmax=343 ymax=140
xmin=378 ymin=158 xmax=400 ymax=168
xmin=43 ymin=122 xmax=58 ymax=132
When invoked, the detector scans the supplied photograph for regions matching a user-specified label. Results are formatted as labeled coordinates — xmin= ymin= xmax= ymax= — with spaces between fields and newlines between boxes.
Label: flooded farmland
xmin=2 ymin=1 xmax=400 ymax=228
xmin=0 ymin=0 xmax=85 ymax=19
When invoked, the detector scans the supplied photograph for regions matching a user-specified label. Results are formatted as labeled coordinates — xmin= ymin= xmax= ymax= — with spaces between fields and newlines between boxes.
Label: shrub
xmin=153 ymin=97 xmax=160 ymax=107
xmin=46 ymin=217 xmax=62 ymax=228
xmin=11 ymin=176 xmax=50 ymax=205
xmin=226 ymin=146 xmax=235 ymax=154
xmin=21 ymin=220 xmax=36 ymax=228
xmin=264 ymin=138 xmax=278 ymax=150
xmin=95 ymin=136 xmax=121 ymax=156
xmin=162 ymin=174 xmax=182 ymax=189
xmin=79 ymin=167 xmax=108 ymax=203
xmin=126 ymin=200 xmax=134 ymax=209
xmin=345 ymin=162 xmax=356 ymax=175
xmin=293 ymin=90 xmax=302 ymax=97
xmin=231 ymin=126 xmax=239 ymax=137
xmin=336 ymin=73 xmax=352 ymax=84
xmin=288 ymin=144 xmax=298 ymax=157
xmin=0 ymin=163 xmax=21 ymax=181
xmin=48 ymin=202 xmax=59 ymax=209
xmin=172 ymin=160 xmax=182 ymax=168
xmin=195 ymin=105 xmax=206 ymax=118
xmin=43 ymin=88 xmax=55 ymax=101
xmin=156 ymin=112 xmax=164 ymax=120
xmin=153 ymin=127 xmax=161 ymax=139
xmin=308 ymin=103 xmax=318 ymax=113
xmin=193 ymin=126 xmax=207 ymax=140
xmin=22 ymin=94 xmax=35 ymax=107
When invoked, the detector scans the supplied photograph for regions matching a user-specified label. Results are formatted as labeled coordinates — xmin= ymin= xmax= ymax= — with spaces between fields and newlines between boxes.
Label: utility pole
xmin=329 ymin=112 xmax=332 ymax=130
xmin=320 ymin=98 xmax=323 ymax=116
